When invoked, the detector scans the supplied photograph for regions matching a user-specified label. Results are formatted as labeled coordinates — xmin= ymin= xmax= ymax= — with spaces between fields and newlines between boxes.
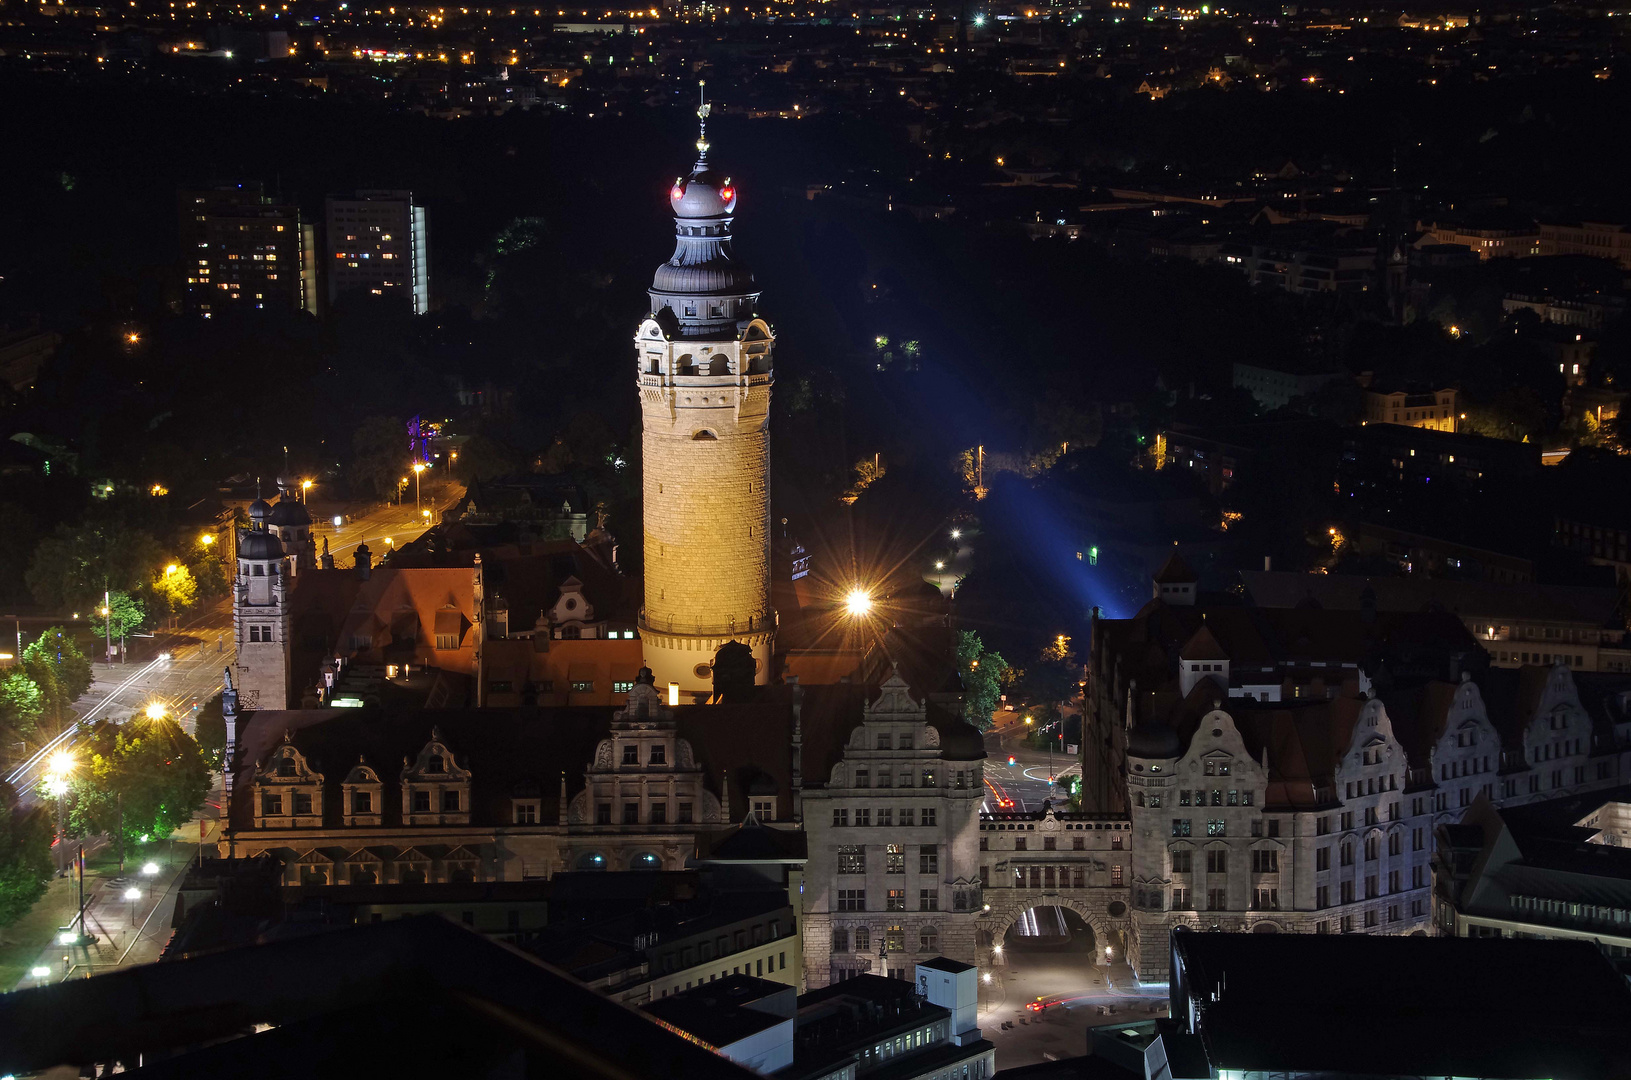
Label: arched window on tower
xmin=693 ymin=430 xmax=718 ymax=441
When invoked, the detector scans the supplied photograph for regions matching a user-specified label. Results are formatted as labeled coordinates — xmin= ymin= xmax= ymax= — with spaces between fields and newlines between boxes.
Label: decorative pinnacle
xmin=695 ymin=78 xmax=710 ymax=160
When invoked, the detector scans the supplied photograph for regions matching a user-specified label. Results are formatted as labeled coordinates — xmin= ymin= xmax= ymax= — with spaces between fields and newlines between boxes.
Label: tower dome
xmin=248 ymin=497 xmax=272 ymax=524
xmin=239 ymin=529 xmax=284 ymax=561
xmin=267 ymin=496 xmax=312 ymax=528
xmin=648 ymin=82 xmax=759 ymax=334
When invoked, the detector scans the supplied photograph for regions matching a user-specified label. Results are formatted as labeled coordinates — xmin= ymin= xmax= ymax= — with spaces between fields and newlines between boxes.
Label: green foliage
xmin=91 ymin=590 xmax=145 ymax=640
xmin=0 ymin=671 xmax=45 ymax=746
xmin=0 ymin=799 xmax=54 ymax=927
xmin=1017 ymin=656 xmax=1080 ymax=706
xmin=69 ymin=718 xmax=210 ymax=860
xmin=351 ymin=415 xmax=408 ymax=500
xmin=955 ymin=630 xmax=1008 ymax=732
xmin=186 ymin=542 xmax=230 ymax=601
xmin=194 ymin=693 xmax=226 ymax=772
xmin=25 ymin=521 xmax=165 ymax=612
xmin=451 ymin=433 xmax=521 ymax=486
xmin=21 ymin=628 xmax=92 ymax=732
xmin=150 ymin=564 xmax=198 ymax=618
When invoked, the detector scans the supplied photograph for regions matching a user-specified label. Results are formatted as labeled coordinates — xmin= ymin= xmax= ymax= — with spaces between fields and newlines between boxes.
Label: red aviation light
xmin=719 ymin=184 xmax=736 ymax=205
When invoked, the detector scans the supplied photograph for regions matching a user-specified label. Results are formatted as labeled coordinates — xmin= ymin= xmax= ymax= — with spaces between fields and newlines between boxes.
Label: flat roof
xmin=1174 ymin=931 xmax=1631 ymax=1079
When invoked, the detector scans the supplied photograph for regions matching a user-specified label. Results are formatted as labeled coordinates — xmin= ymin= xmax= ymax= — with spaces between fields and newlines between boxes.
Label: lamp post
xmin=102 ymin=587 xmax=112 ymax=665
xmin=124 ymin=885 xmax=141 ymax=926
xmin=412 ymin=461 xmax=426 ymax=515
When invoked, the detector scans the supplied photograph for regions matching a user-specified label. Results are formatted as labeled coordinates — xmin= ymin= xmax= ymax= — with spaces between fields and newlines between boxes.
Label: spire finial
xmin=695 ymin=79 xmax=710 ymax=161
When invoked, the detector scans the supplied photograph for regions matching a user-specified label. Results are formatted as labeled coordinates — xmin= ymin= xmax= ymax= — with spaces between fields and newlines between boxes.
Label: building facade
xmin=800 ymin=672 xmax=987 ymax=987
xmin=637 ymin=103 xmax=775 ymax=694
xmin=234 ymin=500 xmax=294 ymax=711
xmin=1088 ymin=572 xmax=1631 ymax=980
xmin=180 ymin=186 xmax=318 ymax=316
xmin=325 ymin=189 xmax=430 ymax=313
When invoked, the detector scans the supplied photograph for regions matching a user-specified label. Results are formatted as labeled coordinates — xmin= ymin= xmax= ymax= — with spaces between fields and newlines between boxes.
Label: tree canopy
xmin=69 ymin=717 xmax=210 ymax=862
xmin=0 ymin=798 xmax=54 ymax=927
xmin=955 ymin=630 xmax=1008 ymax=731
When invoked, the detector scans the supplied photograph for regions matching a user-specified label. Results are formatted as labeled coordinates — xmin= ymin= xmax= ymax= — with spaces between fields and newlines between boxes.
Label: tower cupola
xmin=649 ymin=82 xmax=758 ymax=337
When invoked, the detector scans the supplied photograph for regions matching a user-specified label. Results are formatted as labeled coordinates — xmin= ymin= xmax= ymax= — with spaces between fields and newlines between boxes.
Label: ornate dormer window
xmin=401 ymin=727 xmax=471 ymax=826
xmin=342 ymin=757 xmax=383 ymax=827
xmin=253 ymin=739 xmax=324 ymax=829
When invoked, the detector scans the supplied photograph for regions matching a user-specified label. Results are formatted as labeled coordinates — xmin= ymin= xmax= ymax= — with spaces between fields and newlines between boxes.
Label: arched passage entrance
xmin=983 ymin=894 xmax=1119 ymax=960
xmin=1004 ymin=905 xmax=1098 ymax=957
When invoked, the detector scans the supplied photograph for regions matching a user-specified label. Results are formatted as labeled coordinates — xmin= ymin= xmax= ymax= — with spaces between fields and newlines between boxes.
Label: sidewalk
xmin=4 ymin=788 xmax=220 ymax=991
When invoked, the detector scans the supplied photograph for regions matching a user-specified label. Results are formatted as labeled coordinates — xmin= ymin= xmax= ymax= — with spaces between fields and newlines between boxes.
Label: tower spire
xmin=695 ymin=79 xmax=710 ymax=163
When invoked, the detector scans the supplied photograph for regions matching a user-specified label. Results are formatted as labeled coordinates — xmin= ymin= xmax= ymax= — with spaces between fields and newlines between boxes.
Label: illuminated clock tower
xmin=636 ymin=87 xmax=775 ymax=696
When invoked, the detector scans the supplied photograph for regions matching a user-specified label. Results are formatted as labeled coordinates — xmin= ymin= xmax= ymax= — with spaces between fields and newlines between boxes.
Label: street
xmin=976 ymin=915 xmax=1168 ymax=1070
xmin=983 ymin=724 xmax=1081 ymax=813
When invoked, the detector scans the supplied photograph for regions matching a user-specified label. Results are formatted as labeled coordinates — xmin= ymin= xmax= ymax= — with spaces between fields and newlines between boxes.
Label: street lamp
xmin=144 ymin=702 xmax=168 ymax=721
xmin=301 ymin=479 xmax=313 ymax=503
xmin=124 ymin=886 xmax=141 ymax=925
xmin=844 ymin=588 xmax=873 ymax=617
xmin=141 ymin=861 xmax=159 ymax=877
xmin=199 ymin=532 xmax=215 ymax=547
xmin=412 ymin=461 xmax=426 ymax=513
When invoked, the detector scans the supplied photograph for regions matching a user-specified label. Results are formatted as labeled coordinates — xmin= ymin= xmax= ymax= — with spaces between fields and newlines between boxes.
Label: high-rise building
xmin=325 ymin=190 xmax=430 ymax=314
xmin=637 ymin=97 xmax=775 ymax=694
xmin=179 ymin=186 xmax=317 ymax=317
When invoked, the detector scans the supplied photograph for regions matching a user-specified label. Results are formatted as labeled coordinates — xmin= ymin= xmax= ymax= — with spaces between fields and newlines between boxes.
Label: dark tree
xmin=712 ymin=641 xmax=758 ymax=703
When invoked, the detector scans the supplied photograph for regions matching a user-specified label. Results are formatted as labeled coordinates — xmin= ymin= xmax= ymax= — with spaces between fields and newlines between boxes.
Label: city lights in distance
xmin=844 ymin=588 xmax=873 ymax=617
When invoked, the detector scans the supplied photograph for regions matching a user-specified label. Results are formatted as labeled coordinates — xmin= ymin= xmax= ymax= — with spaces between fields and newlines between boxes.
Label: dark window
xmin=623 ymin=803 xmax=639 ymax=824
xmin=353 ymin=790 xmax=372 ymax=814
xmin=622 ymin=745 xmax=639 ymax=765
xmin=412 ymin=790 xmax=431 ymax=813
xmin=293 ymin=792 xmax=313 ymax=816
xmin=442 ymin=790 xmax=461 ymax=812
xmin=427 ymin=755 xmax=445 ymax=774
xmin=649 ymin=744 xmax=666 ymax=765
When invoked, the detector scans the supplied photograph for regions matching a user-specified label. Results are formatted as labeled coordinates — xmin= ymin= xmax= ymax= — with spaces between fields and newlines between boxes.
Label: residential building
xmin=179 ymin=185 xmax=318 ymax=316
xmin=1539 ymin=220 xmax=1631 ymax=270
xmin=1239 ymin=571 xmax=1630 ymax=672
xmin=324 ymin=189 xmax=430 ymax=313
xmin=1423 ymin=217 xmax=1540 ymax=260
xmin=645 ymin=962 xmax=994 ymax=1080
xmin=1434 ymin=790 xmax=1631 ymax=961
xmin=1362 ymin=386 xmax=1457 ymax=431
xmin=800 ymin=671 xmax=987 ymax=987
xmin=1229 ymin=362 xmax=1343 ymax=411
xmin=1081 ymin=930 xmax=1631 ymax=1080
xmin=1503 ymin=290 xmax=1627 ymax=330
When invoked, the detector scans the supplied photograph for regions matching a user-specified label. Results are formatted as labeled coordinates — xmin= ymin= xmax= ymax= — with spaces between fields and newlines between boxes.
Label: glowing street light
xmin=124 ymin=886 xmax=141 ymax=925
xmin=199 ymin=532 xmax=215 ymax=546
xmin=141 ymin=862 xmax=159 ymax=877
xmin=144 ymin=702 xmax=168 ymax=721
xmin=49 ymin=750 xmax=75 ymax=777
xmin=412 ymin=461 xmax=427 ymax=514
xmin=164 ymin=563 xmax=180 ymax=576
xmin=844 ymin=589 xmax=873 ymax=617
xmin=950 ymin=529 xmax=961 ymax=540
